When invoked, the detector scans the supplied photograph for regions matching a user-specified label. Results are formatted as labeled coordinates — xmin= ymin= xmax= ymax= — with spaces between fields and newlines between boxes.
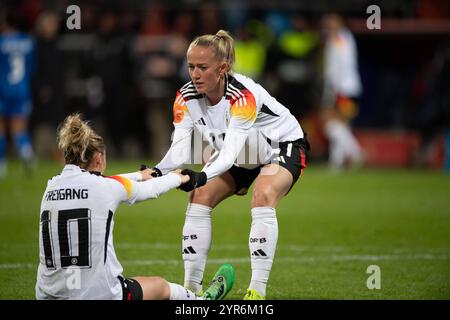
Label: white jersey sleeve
xmin=227 ymin=80 xmax=258 ymax=132
xmin=105 ymin=173 xmax=182 ymax=205
xmin=118 ymin=171 xmax=142 ymax=181
xmin=155 ymin=90 xmax=193 ymax=174
xmin=202 ymin=129 xmax=248 ymax=180
xmin=202 ymin=81 xmax=257 ymax=180
xmin=133 ymin=173 xmax=181 ymax=201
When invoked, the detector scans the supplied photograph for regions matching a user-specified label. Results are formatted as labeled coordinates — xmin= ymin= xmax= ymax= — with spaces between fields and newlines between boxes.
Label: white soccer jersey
xmin=35 ymin=165 xmax=181 ymax=300
xmin=156 ymin=72 xmax=304 ymax=179
xmin=324 ymin=28 xmax=362 ymax=98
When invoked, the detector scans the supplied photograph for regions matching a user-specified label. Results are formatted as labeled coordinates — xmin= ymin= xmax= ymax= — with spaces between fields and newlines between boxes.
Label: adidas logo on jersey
xmin=195 ymin=118 xmax=206 ymax=126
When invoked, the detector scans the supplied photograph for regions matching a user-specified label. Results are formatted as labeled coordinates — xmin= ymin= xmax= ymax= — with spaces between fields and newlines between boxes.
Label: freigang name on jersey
xmin=45 ymin=189 xmax=88 ymax=201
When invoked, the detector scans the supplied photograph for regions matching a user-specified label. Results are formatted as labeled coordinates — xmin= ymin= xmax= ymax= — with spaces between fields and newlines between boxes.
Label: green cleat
xmin=202 ymin=264 xmax=235 ymax=300
xmin=243 ymin=288 xmax=265 ymax=300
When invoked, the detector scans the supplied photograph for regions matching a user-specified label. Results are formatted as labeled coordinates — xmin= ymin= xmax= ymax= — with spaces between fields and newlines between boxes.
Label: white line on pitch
xmin=2 ymin=253 xmax=448 ymax=269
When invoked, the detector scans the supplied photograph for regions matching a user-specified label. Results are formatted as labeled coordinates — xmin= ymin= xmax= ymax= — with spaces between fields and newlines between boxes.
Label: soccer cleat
xmin=185 ymin=281 xmax=203 ymax=296
xmin=196 ymin=289 xmax=204 ymax=297
xmin=202 ymin=264 xmax=235 ymax=300
xmin=243 ymin=288 xmax=265 ymax=300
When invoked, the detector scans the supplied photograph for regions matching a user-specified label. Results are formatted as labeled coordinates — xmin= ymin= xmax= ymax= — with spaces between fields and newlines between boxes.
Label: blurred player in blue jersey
xmin=0 ymin=10 xmax=36 ymax=177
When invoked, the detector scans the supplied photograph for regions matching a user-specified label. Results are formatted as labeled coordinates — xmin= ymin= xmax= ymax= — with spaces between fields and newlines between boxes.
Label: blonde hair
xmin=57 ymin=114 xmax=105 ymax=168
xmin=188 ymin=29 xmax=235 ymax=72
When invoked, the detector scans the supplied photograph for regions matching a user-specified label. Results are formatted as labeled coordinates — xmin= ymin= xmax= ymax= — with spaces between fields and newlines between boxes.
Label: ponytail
xmin=188 ymin=29 xmax=235 ymax=72
xmin=57 ymin=114 xmax=104 ymax=168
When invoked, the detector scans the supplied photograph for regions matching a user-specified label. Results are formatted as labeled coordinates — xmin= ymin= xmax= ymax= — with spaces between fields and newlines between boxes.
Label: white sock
xmin=169 ymin=282 xmax=202 ymax=300
xmin=324 ymin=119 xmax=362 ymax=168
xmin=342 ymin=126 xmax=363 ymax=164
xmin=324 ymin=119 xmax=346 ymax=168
xmin=182 ymin=203 xmax=212 ymax=294
xmin=249 ymin=207 xmax=278 ymax=297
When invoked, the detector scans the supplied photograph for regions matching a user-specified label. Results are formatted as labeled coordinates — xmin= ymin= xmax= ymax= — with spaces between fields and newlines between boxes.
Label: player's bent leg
xmin=182 ymin=202 xmax=211 ymax=295
xmin=252 ymin=164 xmax=293 ymax=208
xmin=133 ymin=276 xmax=199 ymax=300
xmin=189 ymin=171 xmax=237 ymax=207
xmin=10 ymin=116 xmax=35 ymax=170
xmin=246 ymin=164 xmax=293 ymax=299
xmin=182 ymin=172 xmax=236 ymax=294
xmin=324 ymin=118 xmax=348 ymax=169
xmin=132 ymin=276 xmax=168 ymax=300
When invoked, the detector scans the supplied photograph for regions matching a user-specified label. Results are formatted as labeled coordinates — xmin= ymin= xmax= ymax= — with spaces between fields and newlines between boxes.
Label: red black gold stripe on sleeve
xmin=173 ymin=91 xmax=189 ymax=124
xmin=227 ymin=79 xmax=257 ymax=122
xmin=106 ymin=175 xmax=133 ymax=199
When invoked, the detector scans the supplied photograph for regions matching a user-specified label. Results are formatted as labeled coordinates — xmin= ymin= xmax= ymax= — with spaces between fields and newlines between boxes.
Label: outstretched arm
xmin=178 ymin=129 xmax=248 ymax=192
xmin=201 ymin=81 xmax=257 ymax=180
xmin=178 ymin=90 xmax=257 ymax=192
xmin=106 ymin=171 xmax=190 ymax=204
xmin=153 ymin=89 xmax=194 ymax=175
xmin=202 ymin=129 xmax=248 ymax=180
xmin=154 ymin=127 xmax=193 ymax=175
xmin=133 ymin=172 xmax=189 ymax=202
xmin=118 ymin=167 xmax=155 ymax=181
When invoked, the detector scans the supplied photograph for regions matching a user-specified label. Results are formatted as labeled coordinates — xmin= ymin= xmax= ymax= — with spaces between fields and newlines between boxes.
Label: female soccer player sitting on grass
xmin=35 ymin=113 xmax=234 ymax=300
xmin=147 ymin=30 xmax=309 ymax=300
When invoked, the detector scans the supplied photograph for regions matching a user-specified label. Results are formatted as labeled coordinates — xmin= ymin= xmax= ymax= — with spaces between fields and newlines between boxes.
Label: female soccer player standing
xmin=150 ymin=30 xmax=309 ymax=299
xmin=35 ymin=114 xmax=234 ymax=300
xmin=0 ymin=10 xmax=36 ymax=177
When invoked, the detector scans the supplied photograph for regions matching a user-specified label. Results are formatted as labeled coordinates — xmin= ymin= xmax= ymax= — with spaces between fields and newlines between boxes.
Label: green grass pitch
xmin=1 ymin=160 xmax=449 ymax=299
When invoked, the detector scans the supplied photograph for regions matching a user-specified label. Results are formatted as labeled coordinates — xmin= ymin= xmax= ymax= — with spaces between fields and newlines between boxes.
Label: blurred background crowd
xmin=1 ymin=0 xmax=449 ymax=174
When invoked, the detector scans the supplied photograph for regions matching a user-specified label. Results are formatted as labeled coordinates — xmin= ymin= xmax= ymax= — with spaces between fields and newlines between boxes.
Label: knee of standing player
xmin=189 ymin=187 xmax=216 ymax=207
xmin=252 ymin=184 xmax=276 ymax=207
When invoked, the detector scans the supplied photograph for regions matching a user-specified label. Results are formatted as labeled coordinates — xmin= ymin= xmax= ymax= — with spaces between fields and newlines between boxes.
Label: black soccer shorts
xmin=118 ymin=276 xmax=143 ymax=300
xmin=227 ymin=137 xmax=309 ymax=194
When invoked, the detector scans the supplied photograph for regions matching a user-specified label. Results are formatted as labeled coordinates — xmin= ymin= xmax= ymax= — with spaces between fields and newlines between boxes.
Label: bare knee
xmin=134 ymin=276 xmax=170 ymax=300
xmin=190 ymin=187 xmax=216 ymax=207
xmin=252 ymin=185 xmax=276 ymax=207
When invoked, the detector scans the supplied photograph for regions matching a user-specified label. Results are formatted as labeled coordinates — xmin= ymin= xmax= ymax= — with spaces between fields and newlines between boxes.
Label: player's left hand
xmin=139 ymin=164 xmax=162 ymax=181
xmin=140 ymin=168 xmax=156 ymax=181
xmin=178 ymin=169 xmax=207 ymax=192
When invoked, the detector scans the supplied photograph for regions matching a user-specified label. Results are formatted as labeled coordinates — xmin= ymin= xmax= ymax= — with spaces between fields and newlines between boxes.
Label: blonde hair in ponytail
xmin=57 ymin=113 xmax=105 ymax=168
xmin=188 ymin=29 xmax=235 ymax=72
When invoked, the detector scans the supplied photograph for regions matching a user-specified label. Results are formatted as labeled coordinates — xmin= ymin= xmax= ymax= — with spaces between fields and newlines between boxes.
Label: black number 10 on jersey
xmin=40 ymin=209 xmax=91 ymax=269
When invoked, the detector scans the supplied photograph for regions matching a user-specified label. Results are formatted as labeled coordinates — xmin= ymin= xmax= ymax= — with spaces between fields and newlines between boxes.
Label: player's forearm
xmin=134 ymin=173 xmax=181 ymax=201
xmin=156 ymin=148 xmax=190 ymax=174
xmin=155 ymin=128 xmax=192 ymax=174
xmin=203 ymin=130 xmax=248 ymax=180
xmin=118 ymin=172 xmax=142 ymax=181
